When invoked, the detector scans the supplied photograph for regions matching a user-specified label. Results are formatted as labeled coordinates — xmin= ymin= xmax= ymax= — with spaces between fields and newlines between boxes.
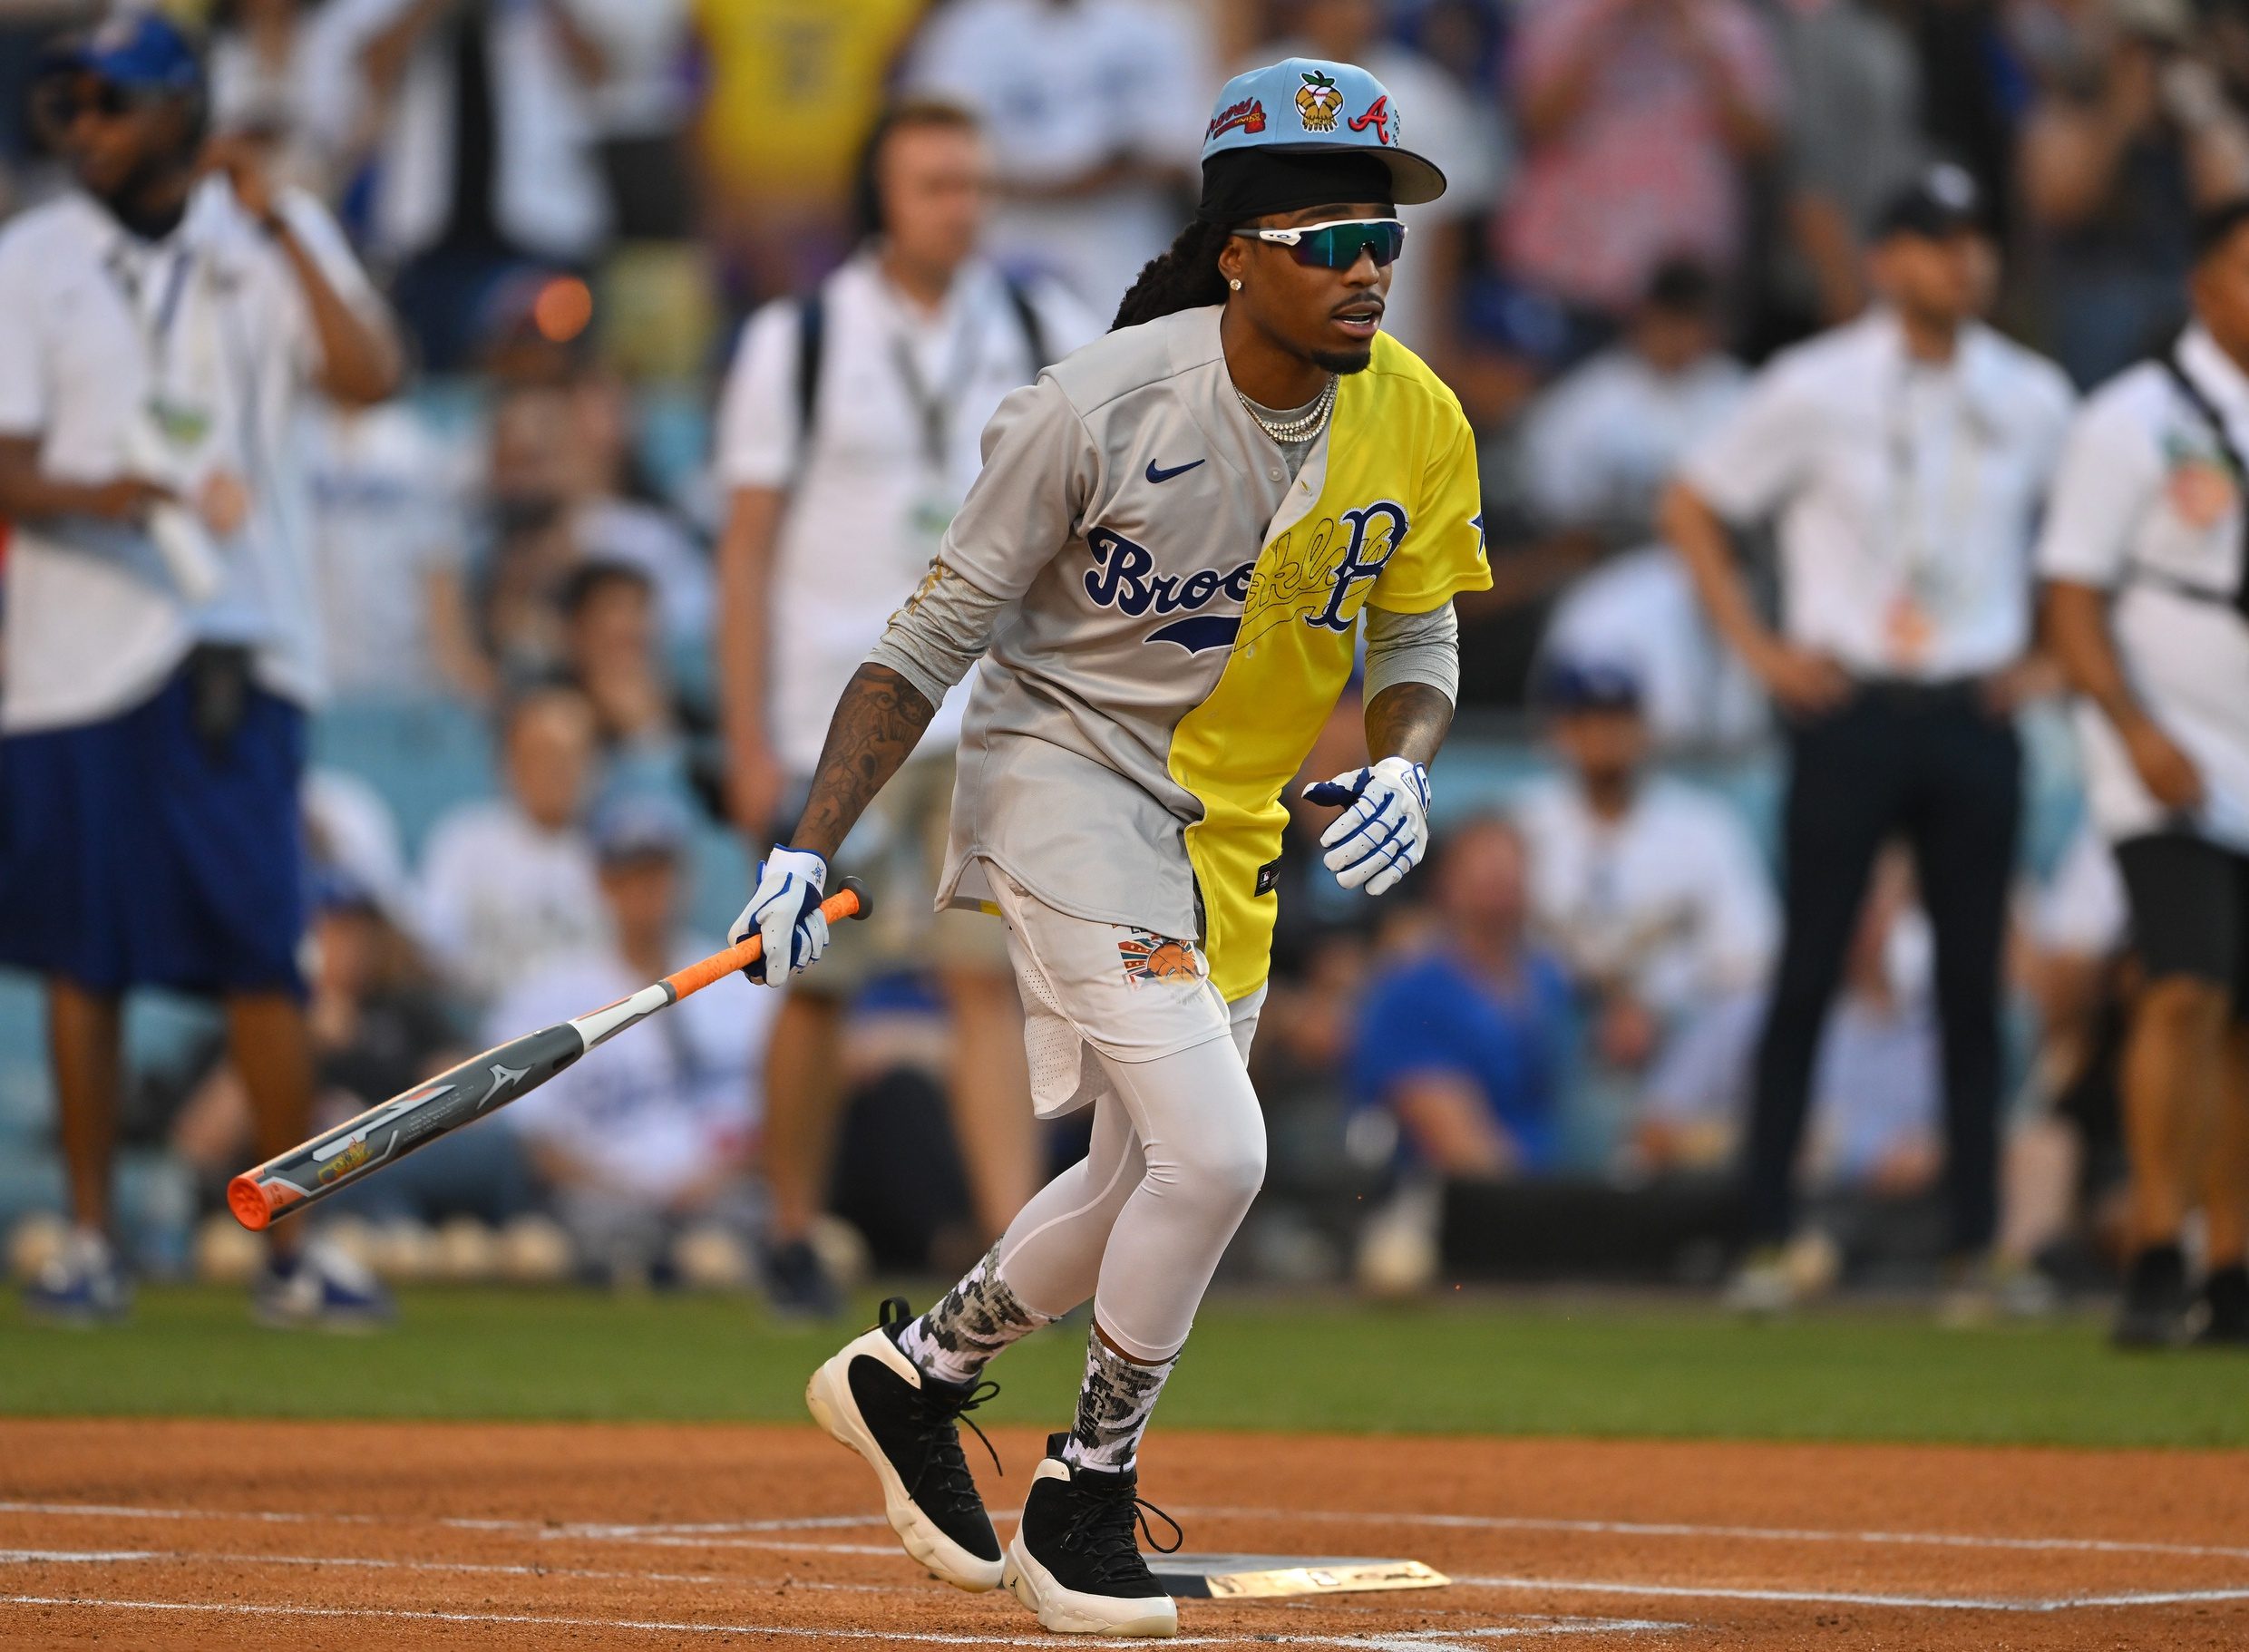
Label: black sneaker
xmin=2194 ymin=1264 xmax=2249 ymax=1347
xmin=763 ymin=1236 xmax=842 ymax=1319
xmin=804 ymin=1297 xmax=1004 ymax=1590
xmin=1003 ymin=1432 xmax=1182 ymax=1637
xmin=2113 ymin=1244 xmax=2192 ymax=1349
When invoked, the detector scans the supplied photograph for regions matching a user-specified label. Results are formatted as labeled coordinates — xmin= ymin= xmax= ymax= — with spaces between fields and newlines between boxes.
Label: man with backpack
xmin=713 ymin=98 xmax=1097 ymax=1312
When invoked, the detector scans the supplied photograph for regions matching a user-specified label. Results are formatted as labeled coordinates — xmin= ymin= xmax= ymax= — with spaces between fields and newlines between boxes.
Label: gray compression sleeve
xmin=1363 ymin=602 xmax=1461 ymax=704
xmin=863 ymin=562 xmax=1009 ymax=711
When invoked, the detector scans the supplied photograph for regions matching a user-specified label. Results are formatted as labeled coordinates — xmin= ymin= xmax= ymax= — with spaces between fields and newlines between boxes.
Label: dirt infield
xmin=3 ymin=1419 xmax=2246 ymax=1649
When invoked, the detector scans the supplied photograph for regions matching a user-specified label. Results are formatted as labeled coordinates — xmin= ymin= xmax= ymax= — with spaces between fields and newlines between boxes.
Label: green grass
xmin=2 ymin=1287 xmax=2244 ymax=1448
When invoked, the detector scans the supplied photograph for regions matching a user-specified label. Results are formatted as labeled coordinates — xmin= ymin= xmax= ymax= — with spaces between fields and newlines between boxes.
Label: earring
xmin=1229 ymin=278 xmax=1242 ymax=292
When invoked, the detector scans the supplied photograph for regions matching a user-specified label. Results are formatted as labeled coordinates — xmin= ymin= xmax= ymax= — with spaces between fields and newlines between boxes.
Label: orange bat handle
xmin=660 ymin=879 xmax=867 ymax=1001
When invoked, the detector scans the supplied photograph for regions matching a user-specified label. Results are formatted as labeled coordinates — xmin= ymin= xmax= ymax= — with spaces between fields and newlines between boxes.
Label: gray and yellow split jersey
xmin=867 ymin=305 xmax=1489 ymax=1002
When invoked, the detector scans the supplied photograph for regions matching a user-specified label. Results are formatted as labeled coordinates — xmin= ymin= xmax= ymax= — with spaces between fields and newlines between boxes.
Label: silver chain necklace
xmin=1236 ymin=374 xmax=1337 ymax=444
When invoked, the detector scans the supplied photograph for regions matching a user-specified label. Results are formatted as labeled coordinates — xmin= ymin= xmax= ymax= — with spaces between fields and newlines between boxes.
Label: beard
xmin=1309 ymin=344 xmax=1376 ymax=375
xmin=91 ymin=149 xmax=190 ymax=241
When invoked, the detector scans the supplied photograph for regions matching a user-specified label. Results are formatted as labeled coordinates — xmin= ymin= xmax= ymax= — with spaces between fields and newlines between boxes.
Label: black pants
xmin=1743 ymin=685 xmax=2022 ymax=1255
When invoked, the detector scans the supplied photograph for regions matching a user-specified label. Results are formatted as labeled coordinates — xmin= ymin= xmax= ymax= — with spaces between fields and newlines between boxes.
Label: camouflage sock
xmin=897 ymin=1245 xmax=1054 ymax=1387
xmin=1060 ymin=1328 xmax=1177 ymax=1472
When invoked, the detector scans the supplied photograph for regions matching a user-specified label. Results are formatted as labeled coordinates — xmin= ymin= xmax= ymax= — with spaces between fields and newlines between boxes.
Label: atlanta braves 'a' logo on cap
xmin=1207 ymin=97 xmax=1266 ymax=141
xmin=1296 ymin=70 xmax=1344 ymax=132
xmin=1348 ymin=95 xmax=1396 ymax=146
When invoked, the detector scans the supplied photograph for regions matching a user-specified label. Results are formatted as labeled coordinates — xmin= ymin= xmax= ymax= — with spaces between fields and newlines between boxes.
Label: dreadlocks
xmin=1111 ymin=218 xmax=1232 ymax=331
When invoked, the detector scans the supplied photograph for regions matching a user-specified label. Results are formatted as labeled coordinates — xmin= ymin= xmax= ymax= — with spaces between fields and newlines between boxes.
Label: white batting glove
xmin=730 ymin=846 xmax=829 ymax=986
xmin=1302 ymin=756 xmax=1431 ymax=897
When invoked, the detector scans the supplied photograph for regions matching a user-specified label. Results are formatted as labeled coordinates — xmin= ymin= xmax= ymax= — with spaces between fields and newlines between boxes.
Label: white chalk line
xmin=0 ymin=1549 xmax=1684 ymax=1624
xmin=0 ymin=1546 xmax=949 ymax=1599
xmin=0 ymin=1500 xmax=377 ymax=1527
xmin=455 ymin=1512 xmax=893 ymax=1537
xmin=1450 ymin=1575 xmax=2249 ymax=1613
xmin=14 ymin=1493 xmax=2249 ymax=1569
xmin=0 ymin=1545 xmax=836 ymax=1590
xmin=0 ymin=1499 xmax=885 ymax=1537
xmin=4 ymin=1541 xmax=2241 ymax=1621
xmin=0 ymin=1594 xmax=1679 ymax=1645
xmin=11 ymin=1496 xmax=2249 ymax=1618
xmin=1181 ymin=1505 xmax=2249 ymax=1565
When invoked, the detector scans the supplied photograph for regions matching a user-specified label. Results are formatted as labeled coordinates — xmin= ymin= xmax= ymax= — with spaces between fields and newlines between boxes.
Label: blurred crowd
xmin=2 ymin=0 xmax=2238 ymax=1307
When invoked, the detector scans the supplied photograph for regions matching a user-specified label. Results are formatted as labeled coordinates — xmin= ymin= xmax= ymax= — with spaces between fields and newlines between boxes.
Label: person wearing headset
xmin=711 ymin=99 xmax=1098 ymax=1313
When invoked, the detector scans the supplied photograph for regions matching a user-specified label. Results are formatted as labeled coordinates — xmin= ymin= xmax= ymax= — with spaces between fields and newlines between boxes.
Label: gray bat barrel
xmin=227 ymin=1023 xmax=589 ymax=1230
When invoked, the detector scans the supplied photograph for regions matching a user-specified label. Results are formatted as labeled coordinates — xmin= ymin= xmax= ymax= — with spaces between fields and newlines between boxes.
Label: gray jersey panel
xmin=931 ymin=306 xmax=1311 ymax=936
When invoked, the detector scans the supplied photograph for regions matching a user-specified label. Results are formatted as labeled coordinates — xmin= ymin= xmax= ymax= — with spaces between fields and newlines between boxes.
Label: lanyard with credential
xmin=889 ymin=303 xmax=984 ymax=474
xmin=2157 ymin=345 xmax=2249 ymax=621
xmin=1885 ymin=364 xmax=1987 ymax=611
xmin=102 ymin=239 xmax=197 ymax=404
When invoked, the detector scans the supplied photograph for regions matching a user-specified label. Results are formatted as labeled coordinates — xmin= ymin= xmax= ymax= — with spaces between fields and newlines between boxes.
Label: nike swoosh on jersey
xmin=1145 ymin=458 xmax=1206 ymax=483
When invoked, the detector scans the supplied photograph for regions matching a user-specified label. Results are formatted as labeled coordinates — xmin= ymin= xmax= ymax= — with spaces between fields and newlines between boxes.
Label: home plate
xmin=1152 ymin=1553 xmax=1450 ymax=1599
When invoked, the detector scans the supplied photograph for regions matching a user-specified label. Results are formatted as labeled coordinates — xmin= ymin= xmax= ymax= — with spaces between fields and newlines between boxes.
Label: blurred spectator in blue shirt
xmin=1352 ymin=815 xmax=1572 ymax=1178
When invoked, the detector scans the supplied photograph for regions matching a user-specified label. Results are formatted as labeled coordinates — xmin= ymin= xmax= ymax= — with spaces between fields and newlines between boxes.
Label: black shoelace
xmin=903 ymin=1378 xmax=1002 ymax=1511
xmin=1058 ymin=1476 xmax=1183 ymax=1589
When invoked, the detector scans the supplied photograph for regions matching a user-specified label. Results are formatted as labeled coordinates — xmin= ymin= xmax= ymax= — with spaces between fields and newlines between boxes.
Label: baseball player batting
xmin=739 ymin=57 xmax=1488 ymax=1638
xmin=227 ymin=883 xmax=868 ymax=1230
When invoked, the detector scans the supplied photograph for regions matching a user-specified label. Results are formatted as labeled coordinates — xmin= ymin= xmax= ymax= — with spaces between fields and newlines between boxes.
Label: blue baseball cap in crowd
xmin=589 ymin=790 xmax=694 ymax=866
xmin=44 ymin=12 xmax=204 ymax=98
xmin=1537 ymin=658 xmax=1645 ymax=714
xmin=1199 ymin=58 xmax=1446 ymax=220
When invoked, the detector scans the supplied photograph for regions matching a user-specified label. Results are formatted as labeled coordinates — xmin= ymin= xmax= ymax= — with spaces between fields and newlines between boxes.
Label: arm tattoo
xmin=788 ymin=664 xmax=937 ymax=860
xmin=1364 ymin=681 xmax=1454 ymax=769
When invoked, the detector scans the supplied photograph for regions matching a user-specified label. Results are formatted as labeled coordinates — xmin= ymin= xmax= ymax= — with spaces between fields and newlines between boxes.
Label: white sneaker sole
xmin=804 ymin=1333 xmax=1004 ymax=1592
xmin=1003 ymin=1532 xmax=1178 ymax=1637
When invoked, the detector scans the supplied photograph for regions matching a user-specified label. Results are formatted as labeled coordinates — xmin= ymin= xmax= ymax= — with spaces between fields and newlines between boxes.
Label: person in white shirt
xmin=416 ymin=683 xmax=608 ymax=1007
xmin=302 ymin=398 xmax=471 ymax=700
xmin=904 ymin=0 xmax=1213 ymax=321
xmin=325 ymin=0 xmax=610 ymax=368
xmin=1511 ymin=660 xmax=1777 ymax=1165
xmin=0 ymin=15 xmax=401 ymax=1328
xmin=569 ymin=0 xmax=694 ymax=242
xmin=497 ymin=790 xmax=775 ymax=1286
xmin=713 ymin=98 xmax=1100 ymax=1311
xmin=1537 ymin=545 xmax=1767 ymax=751
xmin=1662 ymin=162 xmax=2076 ymax=1307
xmin=1524 ymin=260 xmax=1748 ymax=551
xmin=2040 ymin=198 xmax=2249 ymax=1347
xmin=205 ymin=0 xmax=360 ymax=199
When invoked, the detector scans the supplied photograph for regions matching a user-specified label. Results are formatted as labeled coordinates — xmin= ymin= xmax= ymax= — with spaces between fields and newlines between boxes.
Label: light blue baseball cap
xmin=1201 ymin=58 xmax=1446 ymax=208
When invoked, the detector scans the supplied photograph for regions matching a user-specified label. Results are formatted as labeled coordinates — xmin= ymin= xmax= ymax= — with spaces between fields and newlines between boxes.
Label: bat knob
xmin=228 ymin=1175 xmax=275 ymax=1232
xmin=837 ymin=874 xmax=874 ymax=923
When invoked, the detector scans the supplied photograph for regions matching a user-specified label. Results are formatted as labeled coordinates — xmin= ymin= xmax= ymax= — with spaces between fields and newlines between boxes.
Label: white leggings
xmin=994 ymin=1001 xmax=1265 ymax=1364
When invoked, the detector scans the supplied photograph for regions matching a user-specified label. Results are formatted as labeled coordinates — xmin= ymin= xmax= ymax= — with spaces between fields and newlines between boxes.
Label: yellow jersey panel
xmin=1169 ymin=334 xmax=1490 ymax=1002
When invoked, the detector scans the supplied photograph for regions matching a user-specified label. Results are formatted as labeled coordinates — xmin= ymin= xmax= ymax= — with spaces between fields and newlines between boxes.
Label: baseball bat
xmin=226 ymin=879 xmax=871 ymax=1232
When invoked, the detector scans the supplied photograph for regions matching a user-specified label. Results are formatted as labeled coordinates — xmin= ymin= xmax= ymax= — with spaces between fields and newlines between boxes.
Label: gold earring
xmin=1229 ymin=277 xmax=1242 ymax=292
